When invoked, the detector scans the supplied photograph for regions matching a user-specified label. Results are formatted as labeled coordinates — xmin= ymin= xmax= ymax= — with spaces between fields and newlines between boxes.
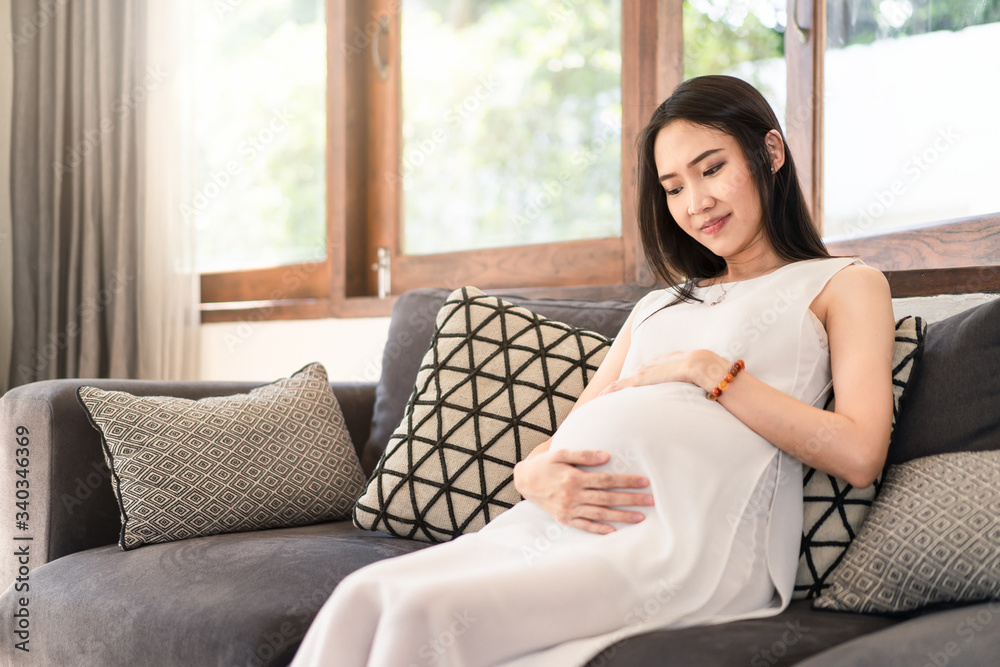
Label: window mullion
xmin=785 ymin=0 xmax=825 ymax=232
xmin=367 ymin=0 xmax=400 ymax=299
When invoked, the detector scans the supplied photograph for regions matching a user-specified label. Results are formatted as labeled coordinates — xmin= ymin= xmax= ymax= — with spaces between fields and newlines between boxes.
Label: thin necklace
xmin=703 ymin=260 xmax=787 ymax=306
xmin=707 ymin=282 xmax=731 ymax=307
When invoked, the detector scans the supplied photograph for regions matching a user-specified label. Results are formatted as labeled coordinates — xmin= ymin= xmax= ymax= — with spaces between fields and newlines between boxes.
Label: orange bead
xmin=734 ymin=359 xmax=745 ymax=370
xmin=711 ymin=387 xmax=722 ymax=398
xmin=724 ymin=373 xmax=734 ymax=383
xmin=718 ymin=380 xmax=728 ymax=390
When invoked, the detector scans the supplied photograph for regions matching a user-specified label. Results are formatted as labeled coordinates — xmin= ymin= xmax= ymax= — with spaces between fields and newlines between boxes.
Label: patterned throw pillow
xmin=353 ymin=286 xmax=611 ymax=543
xmin=78 ymin=362 xmax=367 ymax=550
xmin=793 ymin=315 xmax=926 ymax=599
xmin=813 ymin=451 xmax=1000 ymax=614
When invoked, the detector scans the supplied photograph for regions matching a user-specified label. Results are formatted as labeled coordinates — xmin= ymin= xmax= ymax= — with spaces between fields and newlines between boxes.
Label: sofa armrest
xmin=0 ymin=378 xmax=375 ymax=592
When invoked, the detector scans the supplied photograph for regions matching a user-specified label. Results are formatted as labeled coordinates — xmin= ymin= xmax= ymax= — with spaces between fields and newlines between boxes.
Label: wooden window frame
xmin=201 ymin=0 xmax=1000 ymax=324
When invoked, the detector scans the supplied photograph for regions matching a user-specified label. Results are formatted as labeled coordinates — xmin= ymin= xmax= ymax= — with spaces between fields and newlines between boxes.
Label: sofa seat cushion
xmin=0 ymin=522 xmax=431 ymax=667
xmin=582 ymin=601 xmax=900 ymax=666
xmin=794 ymin=601 xmax=1000 ymax=667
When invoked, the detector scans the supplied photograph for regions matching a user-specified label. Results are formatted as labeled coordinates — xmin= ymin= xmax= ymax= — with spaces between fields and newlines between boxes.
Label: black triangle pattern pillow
xmin=793 ymin=315 xmax=926 ymax=599
xmin=353 ymin=286 xmax=611 ymax=543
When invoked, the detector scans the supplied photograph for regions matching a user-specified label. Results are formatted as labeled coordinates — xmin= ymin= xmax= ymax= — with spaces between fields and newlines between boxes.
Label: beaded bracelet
xmin=706 ymin=359 xmax=745 ymax=401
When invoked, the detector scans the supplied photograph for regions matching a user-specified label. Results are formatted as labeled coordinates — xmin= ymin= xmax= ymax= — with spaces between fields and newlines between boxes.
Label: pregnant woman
xmin=290 ymin=75 xmax=896 ymax=667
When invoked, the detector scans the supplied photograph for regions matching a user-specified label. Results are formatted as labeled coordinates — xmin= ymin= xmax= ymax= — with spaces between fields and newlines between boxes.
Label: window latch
xmin=371 ymin=247 xmax=391 ymax=299
xmin=372 ymin=14 xmax=390 ymax=81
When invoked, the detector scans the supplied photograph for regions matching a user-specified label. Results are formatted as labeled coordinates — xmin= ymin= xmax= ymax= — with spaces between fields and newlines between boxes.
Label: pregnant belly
xmin=549 ymin=383 xmax=775 ymax=485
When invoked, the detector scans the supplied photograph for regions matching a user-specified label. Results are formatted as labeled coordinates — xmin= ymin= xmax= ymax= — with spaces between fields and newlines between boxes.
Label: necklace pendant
xmin=708 ymin=284 xmax=728 ymax=306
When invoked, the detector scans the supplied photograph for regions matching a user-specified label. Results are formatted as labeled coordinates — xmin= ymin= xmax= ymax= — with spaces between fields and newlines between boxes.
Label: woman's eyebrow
xmin=659 ymin=148 xmax=723 ymax=182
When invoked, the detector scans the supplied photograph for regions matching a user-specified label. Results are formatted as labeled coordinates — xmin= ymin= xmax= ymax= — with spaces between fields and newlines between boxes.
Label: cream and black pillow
xmin=814 ymin=451 xmax=1000 ymax=614
xmin=78 ymin=362 xmax=366 ymax=550
xmin=793 ymin=315 xmax=926 ymax=599
xmin=353 ymin=287 xmax=611 ymax=543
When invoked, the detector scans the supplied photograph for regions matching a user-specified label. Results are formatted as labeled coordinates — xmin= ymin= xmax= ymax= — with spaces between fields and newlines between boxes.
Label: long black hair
xmin=635 ymin=75 xmax=829 ymax=303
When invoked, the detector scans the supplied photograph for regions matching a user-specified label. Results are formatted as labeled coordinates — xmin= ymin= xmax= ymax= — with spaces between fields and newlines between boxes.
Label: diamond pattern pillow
xmin=352 ymin=286 xmax=611 ymax=543
xmin=814 ymin=451 xmax=1000 ymax=614
xmin=793 ymin=315 xmax=926 ymax=599
xmin=78 ymin=362 xmax=367 ymax=550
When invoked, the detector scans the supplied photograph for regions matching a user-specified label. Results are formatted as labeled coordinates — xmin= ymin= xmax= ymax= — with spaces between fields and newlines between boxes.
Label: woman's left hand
xmin=599 ymin=349 xmax=729 ymax=396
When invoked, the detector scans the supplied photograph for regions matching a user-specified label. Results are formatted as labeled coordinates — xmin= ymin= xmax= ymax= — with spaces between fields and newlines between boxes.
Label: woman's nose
xmin=686 ymin=183 xmax=714 ymax=216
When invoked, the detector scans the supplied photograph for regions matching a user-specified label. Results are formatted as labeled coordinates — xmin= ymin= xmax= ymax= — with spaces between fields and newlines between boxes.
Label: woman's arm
xmin=722 ymin=265 xmax=895 ymax=487
xmin=513 ymin=305 xmax=655 ymax=534
xmin=604 ymin=265 xmax=896 ymax=488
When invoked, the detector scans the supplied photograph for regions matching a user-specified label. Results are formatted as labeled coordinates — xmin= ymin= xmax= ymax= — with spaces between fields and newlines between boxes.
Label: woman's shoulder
xmin=781 ymin=256 xmax=871 ymax=286
xmin=632 ymin=285 xmax=680 ymax=312
xmin=823 ymin=259 xmax=888 ymax=297
xmin=812 ymin=258 xmax=890 ymax=326
xmin=627 ymin=283 xmax=696 ymax=328
xmin=792 ymin=255 xmax=865 ymax=270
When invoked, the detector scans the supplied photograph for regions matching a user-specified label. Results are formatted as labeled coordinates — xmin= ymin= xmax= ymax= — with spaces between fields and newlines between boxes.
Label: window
xmin=360 ymin=0 xmax=649 ymax=301
xmin=202 ymin=0 xmax=1000 ymax=323
xmin=823 ymin=1 xmax=1000 ymax=238
xmin=818 ymin=0 xmax=1000 ymax=294
xmin=329 ymin=0 xmax=658 ymax=314
xmin=192 ymin=0 xmax=326 ymax=272
xmin=198 ymin=0 xmax=332 ymax=321
xmin=204 ymin=0 xmax=659 ymax=320
xmin=400 ymin=0 xmax=623 ymax=255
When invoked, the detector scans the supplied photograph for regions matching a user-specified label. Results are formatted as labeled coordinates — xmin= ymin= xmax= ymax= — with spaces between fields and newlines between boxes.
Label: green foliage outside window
xmin=401 ymin=0 xmax=623 ymax=255
xmin=828 ymin=0 xmax=1000 ymax=48
xmin=191 ymin=0 xmax=326 ymax=273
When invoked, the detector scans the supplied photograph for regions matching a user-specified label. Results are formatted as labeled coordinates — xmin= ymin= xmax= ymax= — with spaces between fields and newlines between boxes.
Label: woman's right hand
xmin=512 ymin=446 xmax=654 ymax=535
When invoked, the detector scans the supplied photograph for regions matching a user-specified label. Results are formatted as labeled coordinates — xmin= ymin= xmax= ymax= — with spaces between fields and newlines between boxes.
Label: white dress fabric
xmin=290 ymin=256 xmax=863 ymax=667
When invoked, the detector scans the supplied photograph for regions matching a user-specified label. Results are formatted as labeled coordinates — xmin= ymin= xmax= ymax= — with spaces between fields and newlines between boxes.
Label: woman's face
xmin=653 ymin=120 xmax=768 ymax=261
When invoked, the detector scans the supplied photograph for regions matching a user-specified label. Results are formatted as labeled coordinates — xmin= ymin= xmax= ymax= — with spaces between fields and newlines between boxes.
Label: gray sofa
xmin=2 ymin=286 xmax=999 ymax=666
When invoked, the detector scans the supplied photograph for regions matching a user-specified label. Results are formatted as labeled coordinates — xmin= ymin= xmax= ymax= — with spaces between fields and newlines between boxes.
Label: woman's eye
xmin=666 ymin=186 xmax=682 ymax=197
xmin=704 ymin=162 xmax=725 ymax=176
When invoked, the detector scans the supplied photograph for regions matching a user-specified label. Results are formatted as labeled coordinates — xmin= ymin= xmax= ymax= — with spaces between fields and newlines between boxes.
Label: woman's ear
xmin=764 ymin=129 xmax=785 ymax=173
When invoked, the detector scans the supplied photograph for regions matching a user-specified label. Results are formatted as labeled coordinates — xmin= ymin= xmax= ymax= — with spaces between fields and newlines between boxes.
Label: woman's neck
xmin=720 ymin=254 xmax=787 ymax=282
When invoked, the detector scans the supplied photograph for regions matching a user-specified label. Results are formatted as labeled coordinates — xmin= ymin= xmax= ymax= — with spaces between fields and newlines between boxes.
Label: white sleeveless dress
xmin=290 ymin=256 xmax=863 ymax=667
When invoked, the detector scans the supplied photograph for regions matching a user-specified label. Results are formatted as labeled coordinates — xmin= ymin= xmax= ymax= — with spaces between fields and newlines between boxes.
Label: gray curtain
xmin=1 ymin=1 xmax=14 ymax=394
xmin=8 ymin=0 xmax=197 ymax=387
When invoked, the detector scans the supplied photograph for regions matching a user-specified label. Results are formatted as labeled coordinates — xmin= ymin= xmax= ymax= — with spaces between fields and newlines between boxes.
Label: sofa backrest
xmin=891 ymin=292 xmax=999 ymax=323
xmin=359 ymin=287 xmax=1000 ymax=478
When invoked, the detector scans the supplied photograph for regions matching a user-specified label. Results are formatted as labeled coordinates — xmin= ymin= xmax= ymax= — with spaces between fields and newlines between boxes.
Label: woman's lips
xmin=701 ymin=214 xmax=729 ymax=235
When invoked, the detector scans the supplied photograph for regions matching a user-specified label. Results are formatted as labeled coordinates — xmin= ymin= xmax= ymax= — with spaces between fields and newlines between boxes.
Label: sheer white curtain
xmin=1 ymin=1 xmax=13 ymax=394
xmin=139 ymin=1 xmax=200 ymax=380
